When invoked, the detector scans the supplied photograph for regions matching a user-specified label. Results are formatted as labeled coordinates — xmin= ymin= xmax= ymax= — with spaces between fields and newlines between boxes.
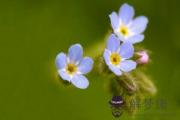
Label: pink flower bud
xmin=136 ymin=51 xmax=149 ymax=64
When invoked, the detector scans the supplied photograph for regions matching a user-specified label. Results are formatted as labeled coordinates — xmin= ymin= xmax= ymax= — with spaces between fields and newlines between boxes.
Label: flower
xmin=109 ymin=3 xmax=148 ymax=44
xmin=136 ymin=50 xmax=149 ymax=64
xmin=55 ymin=44 xmax=94 ymax=89
xmin=103 ymin=34 xmax=137 ymax=76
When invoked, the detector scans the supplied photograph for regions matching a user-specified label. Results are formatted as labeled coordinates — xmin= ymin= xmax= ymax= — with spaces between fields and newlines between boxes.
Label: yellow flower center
xmin=110 ymin=53 xmax=121 ymax=65
xmin=66 ymin=63 xmax=77 ymax=75
xmin=119 ymin=25 xmax=129 ymax=37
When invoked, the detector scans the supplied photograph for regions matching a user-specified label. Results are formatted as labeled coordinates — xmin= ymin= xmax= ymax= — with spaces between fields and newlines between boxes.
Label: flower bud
xmin=136 ymin=51 xmax=149 ymax=64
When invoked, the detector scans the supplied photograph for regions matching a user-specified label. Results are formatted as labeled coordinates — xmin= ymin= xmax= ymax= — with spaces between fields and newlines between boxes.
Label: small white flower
xmin=109 ymin=3 xmax=148 ymax=44
xmin=103 ymin=34 xmax=137 ymax=76
xmin=55 ymin=44 xmax=94 ymax=89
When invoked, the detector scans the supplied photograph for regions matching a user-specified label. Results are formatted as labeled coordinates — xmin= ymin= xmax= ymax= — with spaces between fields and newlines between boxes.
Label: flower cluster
xmin=104 ymin=3 xmax=148 ymax=76
xmin=55 ymin=3 xmax=152 ymax=93
xmin=55 ymin=3 xmax=156 ymax=117
xmin=104 ymin=4 xmax=156 ymax=117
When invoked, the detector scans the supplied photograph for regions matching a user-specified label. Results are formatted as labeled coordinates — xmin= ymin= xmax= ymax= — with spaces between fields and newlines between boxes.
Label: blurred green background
xmin=0 ymin=0 xmax=180 ymax=120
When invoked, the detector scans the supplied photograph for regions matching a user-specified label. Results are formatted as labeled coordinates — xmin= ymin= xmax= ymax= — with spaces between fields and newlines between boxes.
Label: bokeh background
xmin=0 ymin=0 xmax=180 ymax=120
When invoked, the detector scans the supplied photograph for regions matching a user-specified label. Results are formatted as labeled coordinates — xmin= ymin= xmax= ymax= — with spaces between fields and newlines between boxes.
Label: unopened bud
xmin=136 ymin=51 xmax=149 ymax=64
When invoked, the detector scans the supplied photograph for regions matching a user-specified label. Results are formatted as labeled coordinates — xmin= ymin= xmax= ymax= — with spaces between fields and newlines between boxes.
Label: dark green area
xmin=0 ymin=0 xmax=180 ymax=120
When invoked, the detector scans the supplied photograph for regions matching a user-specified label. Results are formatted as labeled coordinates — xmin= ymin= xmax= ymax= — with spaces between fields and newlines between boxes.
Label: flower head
xmin=103 ymin=34 xmax=137 ymax=76
xmin=136 ymin=50 xmax=149 ymax=64
xmin=55 ymin=44 xmax=94 ymax=89
xmin=109 ymin=3 xmax=148 ymax=44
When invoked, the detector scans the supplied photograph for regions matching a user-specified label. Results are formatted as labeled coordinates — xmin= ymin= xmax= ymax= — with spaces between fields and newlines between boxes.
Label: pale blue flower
xmin=55 ymin=44 xmax=94 ymax=89
xmin=109 ymin=3 xmax=148 ymax=44
xmin=103 ymin=34 xmax=137 ymax=76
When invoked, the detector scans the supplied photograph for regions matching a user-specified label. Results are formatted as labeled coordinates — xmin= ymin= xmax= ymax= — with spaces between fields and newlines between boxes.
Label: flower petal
xmin=119 ymin=3 xmax=134 ymax=24
xmin=120 ymin=60 xmax=137 ymax=72
xmin=103 ymin=49 xmax=111 ymax=66
xmin=127 ymin=34 xmax=144 ymax=44
xmin=130 ymin=16 xmax=148 ymax=34
xmin=55 ymin=52 xmax=67 ymax=69
xmin=68 ymin=44 xmax=83 ymax=63
xmin=107 ymin=34 xmax=120 ymax=52
xmin=119 ymin=42 xmax=134 ymax=59
xmin=109 ymin=65 xmax=122 ymax=76
xmin=109 ymin=12 xmax=119 ymax=30
xmin=78 ymin=57 xmax=94 ymax=74
xmin=58 ymin=70 xmax=71 ymax=82
xmin=114 ymin=32 xmax=126 ymax=42
xmin=71 ymin=75 xmax=89 ymax=89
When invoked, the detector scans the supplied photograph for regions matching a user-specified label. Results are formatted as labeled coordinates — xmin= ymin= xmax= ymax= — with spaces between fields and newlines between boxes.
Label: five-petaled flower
xmin=109 ymin=3 xmax=148 ymax=44
xmin=103 ymin=34 xmax=137 ymax=76
xmin=55 ymin=44 xmax=94 ymax=89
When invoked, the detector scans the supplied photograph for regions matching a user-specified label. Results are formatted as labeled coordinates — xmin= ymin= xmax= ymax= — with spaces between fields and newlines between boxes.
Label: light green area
xmin=0 ymin=0 xmax=180 ymax=120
